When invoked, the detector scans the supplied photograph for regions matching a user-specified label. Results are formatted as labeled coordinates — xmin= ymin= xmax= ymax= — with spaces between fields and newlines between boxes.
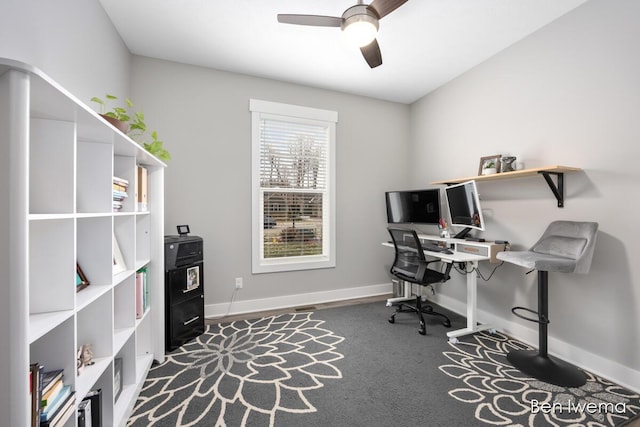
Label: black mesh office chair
xmin=387 ymin=227 xmax=453 ymax=335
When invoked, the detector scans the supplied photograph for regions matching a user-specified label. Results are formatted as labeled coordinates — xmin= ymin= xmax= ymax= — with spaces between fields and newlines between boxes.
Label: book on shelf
xmin=113 ymin=176 xmax=129 ymax=212
xmin=41 ymin=374 xmax=64 ymax=407
xmin=77 ymin=399 xmax=91 ymax=427
xmin=30 ymin=363 xmax=43 ymax=427
xmin=112 ymin=182 xmax=127 ymax=192
xmin=143 ymin=267 xmax=149 ymax=312
xmin=112 ymin=176 xmax=129 ymax=187
xmin=136 ymin=165 xmax=148 ymax=211
xmin=112 ymin=190 xmax=128 ymax=200
xmin=114 ymin=357 xmax=123 ymax=403
xmin=31 ymin=365 xmax=69 ymax=426
xmin=83 ymin=388 xmax=102 ymax=427
xmin=41 ymin=391 xmax=75 ymax=427
xmin=41 ymin=369 xmax=63 ymax=395
xmin=40 ymin=384 xmax=72 ymax=423
xmin=135 ymin=268 xmax=147 ymax=318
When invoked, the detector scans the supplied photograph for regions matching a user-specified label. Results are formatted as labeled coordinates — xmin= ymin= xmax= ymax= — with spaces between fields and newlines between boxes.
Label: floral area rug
xmin=439 ymin=330 xmax=640 ymax=426
xmin=128 ymin=301 xmax=640 ymax=427
xmin=127 ymin=313 xmax=344 ymax=427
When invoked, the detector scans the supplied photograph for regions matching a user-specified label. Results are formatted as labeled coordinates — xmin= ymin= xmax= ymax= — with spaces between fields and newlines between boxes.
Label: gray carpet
xmin=128 ymin=301 xmax=640 ymax=426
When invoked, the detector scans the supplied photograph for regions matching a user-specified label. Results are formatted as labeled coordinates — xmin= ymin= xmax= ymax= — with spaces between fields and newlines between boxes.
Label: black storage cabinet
xmin=164 ymin=235 xmax=205 ymax=351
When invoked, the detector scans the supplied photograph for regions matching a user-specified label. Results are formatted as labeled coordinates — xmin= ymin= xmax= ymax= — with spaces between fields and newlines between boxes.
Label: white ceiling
xmin=98 ymin=0 xmax=587 ymax=104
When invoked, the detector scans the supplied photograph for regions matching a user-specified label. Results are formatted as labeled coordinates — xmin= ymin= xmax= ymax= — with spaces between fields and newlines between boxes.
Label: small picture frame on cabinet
xmin=186 ymin=266 xmax=200 ymax=291
xmin=76 ymin=263 xmax=90 ymax=292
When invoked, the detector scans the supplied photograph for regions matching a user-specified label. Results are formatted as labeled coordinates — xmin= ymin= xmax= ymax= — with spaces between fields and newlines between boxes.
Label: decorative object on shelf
xmin=113 ymin=233 xmax=127 ymax=275
xmin=479 ymin=154 xmax=502 ymax=175
xmin=76 ymin=263 xmax=90 ymax=292
xmin=91 ymin=94 xmax=171 ymax=161
xmin=90 ymin=94 xmax=131 ymax=134
xmin=114 ymin=358 xmax=123 ymax=403
xmin=501 ymin=156 xmax=517 ymax=172
xmin=77 ymin=344 xmax=95 ymax=375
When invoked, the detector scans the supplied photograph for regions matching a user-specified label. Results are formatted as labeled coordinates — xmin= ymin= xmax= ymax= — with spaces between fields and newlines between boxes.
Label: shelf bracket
xmin=538 ymin=171 xmax=564 ymax=208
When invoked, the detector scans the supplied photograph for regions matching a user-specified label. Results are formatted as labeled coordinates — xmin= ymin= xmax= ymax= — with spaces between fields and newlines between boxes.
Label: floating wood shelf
xmin=432 ymin=165 xmax=582 ymax=208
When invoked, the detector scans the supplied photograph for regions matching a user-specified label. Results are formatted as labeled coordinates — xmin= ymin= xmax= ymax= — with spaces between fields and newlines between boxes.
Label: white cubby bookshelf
xmin=0 ymin=58 xmax=166 ymax=427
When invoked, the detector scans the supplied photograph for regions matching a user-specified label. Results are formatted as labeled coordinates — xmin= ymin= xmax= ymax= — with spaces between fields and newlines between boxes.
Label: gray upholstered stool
xmin=497 ymin=220 xmax=598 ymax=387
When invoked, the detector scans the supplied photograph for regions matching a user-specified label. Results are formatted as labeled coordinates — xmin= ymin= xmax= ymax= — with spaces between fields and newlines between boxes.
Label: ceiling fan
xmin=277 ymin=0 xmax=408 ymax=68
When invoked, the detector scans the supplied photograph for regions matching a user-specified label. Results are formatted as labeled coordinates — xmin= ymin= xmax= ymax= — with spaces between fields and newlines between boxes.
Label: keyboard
xmin=423 ymin=243 xmax=453 ymax=254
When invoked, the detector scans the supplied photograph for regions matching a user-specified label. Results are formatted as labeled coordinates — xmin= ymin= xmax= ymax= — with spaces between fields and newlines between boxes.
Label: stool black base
xmin=507 ymin=349 xmax=587 ymax=388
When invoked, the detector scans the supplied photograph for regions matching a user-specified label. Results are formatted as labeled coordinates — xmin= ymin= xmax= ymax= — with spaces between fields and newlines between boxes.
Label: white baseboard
xmin=432 ymin=292 xmax=640 ymax=394
xmin=205 ymin=282 xmax=392 ymax=319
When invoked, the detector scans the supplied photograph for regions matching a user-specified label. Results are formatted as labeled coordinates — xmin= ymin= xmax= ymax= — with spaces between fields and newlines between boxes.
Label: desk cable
xmin=453 ymin=261 xmax=505 ymax=282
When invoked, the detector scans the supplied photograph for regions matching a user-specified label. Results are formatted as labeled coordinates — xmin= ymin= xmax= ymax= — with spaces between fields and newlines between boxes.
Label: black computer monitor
xmin=445 ymin=180 xmax=484 ymax=238
xmin=385 ymin=189 xmax=441 ymax=225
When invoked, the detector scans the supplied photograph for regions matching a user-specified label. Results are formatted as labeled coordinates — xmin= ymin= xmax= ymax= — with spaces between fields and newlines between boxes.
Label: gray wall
xmin=130 ymin=56 xmax=409 ymax=310
xmin=0 ymin=0 xmax=130 ymax=106
xmin=410 ymin=0 xmax=640 ymax=384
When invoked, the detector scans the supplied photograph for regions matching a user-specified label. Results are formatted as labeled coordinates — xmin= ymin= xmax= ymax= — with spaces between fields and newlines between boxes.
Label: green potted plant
xmin=91 ymin=94 xmax=171 ymax=161
xmin=90 ymin=94 xmax=131 ymax=134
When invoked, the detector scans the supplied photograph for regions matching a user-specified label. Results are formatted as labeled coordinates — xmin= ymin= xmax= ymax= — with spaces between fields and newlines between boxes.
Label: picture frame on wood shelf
xmin=479 ymin=154 xmax=502 ymax=175
xmin=76 ymin=263 xmax=90 ymax=292
xmin=113 ymin=234 xmax=127 ymax=275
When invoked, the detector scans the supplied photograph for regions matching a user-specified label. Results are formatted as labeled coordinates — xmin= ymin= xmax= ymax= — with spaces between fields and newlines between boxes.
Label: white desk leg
xmin=447 ymin=260 xmax=493 ymax=341
xmin=386 ymin=280 xmax=413 ymax=306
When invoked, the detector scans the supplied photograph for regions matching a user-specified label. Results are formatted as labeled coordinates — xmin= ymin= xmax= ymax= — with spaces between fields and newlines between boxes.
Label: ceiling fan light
xmin=342 ymin=15 xmax=378 ymax=47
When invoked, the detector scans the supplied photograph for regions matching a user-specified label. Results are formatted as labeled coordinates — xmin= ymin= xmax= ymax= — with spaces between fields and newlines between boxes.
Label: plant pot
xmin=100 ymin=114 xmax=129 ymax=134
xmin=482 ymin=167 xmax=497 ymax=175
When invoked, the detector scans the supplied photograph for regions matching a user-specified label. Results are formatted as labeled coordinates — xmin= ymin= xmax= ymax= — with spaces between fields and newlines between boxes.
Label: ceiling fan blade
xmin=367 ymin=0 xmax=408 ymax=19
xmin=277 ymin=14 xmax=342 ymax=27
xmin=360 ymin=39 xmax=383 ymax=68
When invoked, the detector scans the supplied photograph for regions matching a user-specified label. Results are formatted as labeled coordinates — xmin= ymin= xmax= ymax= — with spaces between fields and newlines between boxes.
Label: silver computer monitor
xmin=445 ymin=180 xmax=484 ymax=238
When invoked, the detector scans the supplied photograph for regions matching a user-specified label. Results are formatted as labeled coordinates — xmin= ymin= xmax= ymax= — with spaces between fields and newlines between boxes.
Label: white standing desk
xmin=383 ymin=235 xmax=505 ymax=342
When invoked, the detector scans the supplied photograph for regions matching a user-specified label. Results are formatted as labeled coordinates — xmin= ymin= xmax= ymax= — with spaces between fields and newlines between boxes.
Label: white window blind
xmin=250 ymin=99 xmax=337 ymax=273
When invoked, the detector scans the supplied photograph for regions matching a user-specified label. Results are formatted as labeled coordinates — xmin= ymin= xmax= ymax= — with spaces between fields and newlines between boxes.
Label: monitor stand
xmin=453 ymin=227 xmax=472 ymax=239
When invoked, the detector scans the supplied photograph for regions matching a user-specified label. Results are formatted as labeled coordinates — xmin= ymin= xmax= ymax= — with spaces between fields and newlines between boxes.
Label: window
xmin=250 ymin=99 xmax=337 ymax=273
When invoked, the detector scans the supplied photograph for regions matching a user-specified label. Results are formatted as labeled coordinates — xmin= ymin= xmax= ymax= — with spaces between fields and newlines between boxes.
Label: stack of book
xmin=135 ymin=267 xmax=149 ymax=319
xmin=112 ymin=176 xmax=129 ymax=211
xmin=30 ymin=364 xmax=75 ymax=427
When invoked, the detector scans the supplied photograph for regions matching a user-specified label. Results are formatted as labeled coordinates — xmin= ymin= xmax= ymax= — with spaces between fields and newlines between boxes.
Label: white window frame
xmin=250 ymin=99 xmax=337 ymax=273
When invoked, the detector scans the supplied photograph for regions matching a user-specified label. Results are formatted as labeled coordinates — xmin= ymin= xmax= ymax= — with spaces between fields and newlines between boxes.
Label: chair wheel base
xmin=507 ymin=350 xmax=586 ymax=388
